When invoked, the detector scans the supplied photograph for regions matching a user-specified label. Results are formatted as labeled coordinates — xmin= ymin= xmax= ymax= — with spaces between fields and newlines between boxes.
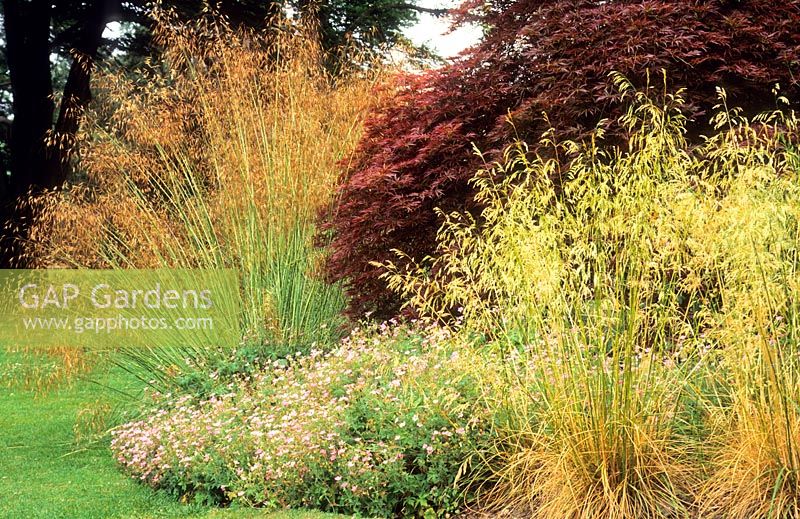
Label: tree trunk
xmin=1 ymin=0 xmax=54 ymax=267
xmin=50 ymin=0 xmax=114 ymax=181
xmin=3 ymin=0 xmax=54 ymax=196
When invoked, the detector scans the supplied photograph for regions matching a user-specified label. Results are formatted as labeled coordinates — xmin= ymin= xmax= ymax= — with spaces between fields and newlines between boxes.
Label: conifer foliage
xmin=324 ymin=0 xmax=800 ymax=318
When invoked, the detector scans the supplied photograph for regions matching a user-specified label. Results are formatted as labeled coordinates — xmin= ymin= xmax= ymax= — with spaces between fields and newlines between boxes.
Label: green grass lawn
xmin=0 ymin=350 xmax=350 ymax=519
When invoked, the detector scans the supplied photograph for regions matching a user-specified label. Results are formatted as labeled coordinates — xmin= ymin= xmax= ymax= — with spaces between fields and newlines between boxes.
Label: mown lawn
xmin=0 ymin=350 xmax=350 ymax=519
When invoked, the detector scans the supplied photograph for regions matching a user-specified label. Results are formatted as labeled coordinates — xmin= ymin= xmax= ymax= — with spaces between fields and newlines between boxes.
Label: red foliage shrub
xmin=325 ymin=0 xmax=800 ymax=319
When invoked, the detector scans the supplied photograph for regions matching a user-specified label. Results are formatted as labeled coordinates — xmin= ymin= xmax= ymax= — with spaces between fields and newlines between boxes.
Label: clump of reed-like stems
xmin=25 ymin=12 xmax=384 ymax=386
xmin=382 ymin=73 xmax=800 ymax=517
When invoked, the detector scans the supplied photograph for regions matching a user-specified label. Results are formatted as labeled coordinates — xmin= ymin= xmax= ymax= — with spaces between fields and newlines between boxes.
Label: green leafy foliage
xmin=111 ymin=323 xmax=493 ymax=517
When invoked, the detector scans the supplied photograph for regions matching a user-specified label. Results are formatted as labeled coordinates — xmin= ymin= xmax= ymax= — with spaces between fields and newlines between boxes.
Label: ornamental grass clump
xmin=471 ymin=304 xmax=702 ymax=518
xmin=381 ymin=74 xmax=800 ymax=517
xmin=697 ymin=141 xmax=800 ymax=517
xmin=24 ymin=12 xmax=383 ymax=377
xmin=700 ymin=301 xmax=800 ymax=518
